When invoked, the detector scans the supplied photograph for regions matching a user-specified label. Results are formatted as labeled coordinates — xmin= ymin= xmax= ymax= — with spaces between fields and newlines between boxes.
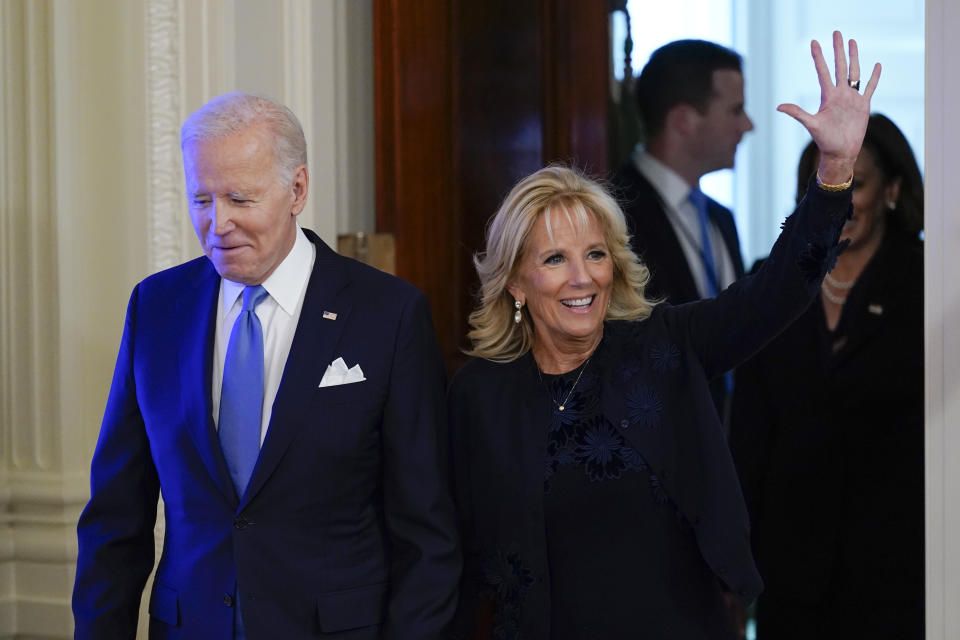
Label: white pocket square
xmin=319 ymin=357 xmax=366 ymax=387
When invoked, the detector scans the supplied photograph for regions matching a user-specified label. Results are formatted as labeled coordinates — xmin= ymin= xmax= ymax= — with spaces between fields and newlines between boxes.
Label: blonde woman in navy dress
xmin=446 ymin=32 xmax=881 ymax=640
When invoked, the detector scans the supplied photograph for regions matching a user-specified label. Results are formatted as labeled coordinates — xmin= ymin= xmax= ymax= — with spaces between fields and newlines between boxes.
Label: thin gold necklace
xmin=536 ymin=356 xmax=591 ymax=412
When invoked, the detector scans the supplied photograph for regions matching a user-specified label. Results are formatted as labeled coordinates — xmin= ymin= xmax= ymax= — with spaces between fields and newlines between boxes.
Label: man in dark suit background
xmin=612 ymin=40 xmax=753 ymax=424
xmin=613 ymin=39 xmax=752 ymax=304
xmin=72 ymin=92 xmax=460 ymax=639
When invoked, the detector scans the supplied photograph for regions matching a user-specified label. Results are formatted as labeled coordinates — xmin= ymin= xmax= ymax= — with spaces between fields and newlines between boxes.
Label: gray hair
xmin=180 ymin=92 xmax=307 ymax=186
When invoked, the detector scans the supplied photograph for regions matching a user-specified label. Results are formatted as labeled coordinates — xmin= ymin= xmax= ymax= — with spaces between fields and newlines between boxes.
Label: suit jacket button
xmin=223 ymin=594 xmax=234 ymax=607
xmin=620 ymin=419 xmax=629 ymax=429
xmin=234 ymin=515 xmax=248 ymax=530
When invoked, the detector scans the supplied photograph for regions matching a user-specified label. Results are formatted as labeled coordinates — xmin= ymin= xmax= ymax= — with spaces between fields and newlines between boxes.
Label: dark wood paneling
xmin=374 ymin=0 xmax=461 ymax=369
xmin=454 ymin=1 xmax=548 ymax=360
xmin=541 ymin=0 xmax=610 ymax=174
xmin=375 ymin=0 xmax=610 ymax=371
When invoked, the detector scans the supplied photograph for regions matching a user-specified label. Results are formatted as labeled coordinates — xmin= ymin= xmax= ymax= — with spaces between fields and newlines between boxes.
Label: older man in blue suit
xmin=72 ymin=93 xmax=460 ymax=639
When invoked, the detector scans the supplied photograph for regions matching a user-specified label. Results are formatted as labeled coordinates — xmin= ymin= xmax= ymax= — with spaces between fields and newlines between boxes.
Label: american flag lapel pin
xmin=322 ymin=310 xmax=338 ymax=321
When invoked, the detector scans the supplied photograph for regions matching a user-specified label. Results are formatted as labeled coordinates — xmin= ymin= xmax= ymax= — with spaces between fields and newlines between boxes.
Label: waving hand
xmin=778 ymin=31 xmax=882 ymax=185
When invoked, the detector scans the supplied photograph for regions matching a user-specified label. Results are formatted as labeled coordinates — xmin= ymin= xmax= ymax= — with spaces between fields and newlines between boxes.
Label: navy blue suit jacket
xmin=73 ymin=230 xmax=460 ymax=639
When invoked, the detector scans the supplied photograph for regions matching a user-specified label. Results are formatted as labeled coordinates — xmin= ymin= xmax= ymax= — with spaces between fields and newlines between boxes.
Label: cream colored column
xmin=1 ymin=0 xmax=150 ymax=637
xmin=0 ymin=2 xmax=64 ymax=636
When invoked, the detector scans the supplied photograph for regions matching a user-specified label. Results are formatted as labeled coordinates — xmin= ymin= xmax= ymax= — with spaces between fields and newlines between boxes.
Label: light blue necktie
xmin=688 ymin=187 xmax=720 ymax=297
xmin=219 ymin=285 xmax=269 ymax=498
xmin=219 ymin=285 xmax=267 ymax=640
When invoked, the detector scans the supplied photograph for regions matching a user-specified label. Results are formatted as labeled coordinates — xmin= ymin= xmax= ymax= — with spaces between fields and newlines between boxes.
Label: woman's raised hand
xmin=777 ymin=31 xmax=881 ymax=185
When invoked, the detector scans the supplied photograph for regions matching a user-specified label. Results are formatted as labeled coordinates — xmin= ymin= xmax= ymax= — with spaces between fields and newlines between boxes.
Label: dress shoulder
xmin=449 ymin=357 xmax=512 ymax=397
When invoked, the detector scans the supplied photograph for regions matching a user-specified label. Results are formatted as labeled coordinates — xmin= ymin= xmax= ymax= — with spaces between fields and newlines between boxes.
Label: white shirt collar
xmin=220 ymin=226 xmax=314 ymax=316
xmin=633 ymin=147 xmax=696 ymax=211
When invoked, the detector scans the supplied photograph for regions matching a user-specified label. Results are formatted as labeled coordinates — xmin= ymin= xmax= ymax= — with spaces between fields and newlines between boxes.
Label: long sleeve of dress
xmin=661 ymin=176 xmax=852 ymax=381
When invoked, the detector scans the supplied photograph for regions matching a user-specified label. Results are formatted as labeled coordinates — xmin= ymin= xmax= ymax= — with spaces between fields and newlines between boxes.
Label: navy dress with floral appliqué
xmin=542 ymin=356 xmax=735 ymax=640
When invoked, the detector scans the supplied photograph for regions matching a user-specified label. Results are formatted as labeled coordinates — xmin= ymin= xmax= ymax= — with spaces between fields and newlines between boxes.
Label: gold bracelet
xmin=816 ymin=171 xmax=854 ymax=192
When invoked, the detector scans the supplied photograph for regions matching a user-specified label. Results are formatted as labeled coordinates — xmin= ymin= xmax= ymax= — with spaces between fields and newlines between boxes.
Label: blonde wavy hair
xmin=466 ymin=165 xmax=656 ymax=362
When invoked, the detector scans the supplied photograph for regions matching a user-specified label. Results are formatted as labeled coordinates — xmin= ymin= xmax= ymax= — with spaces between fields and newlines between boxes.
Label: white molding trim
xmin=283 ymin=0 xmax=329 ymax=240
xmin=0 ymin=469 xmax=82 ymax=637
xmin=146 ymin=0 xmax=186 ymax=274
xmin=0 ymin=471 xmax=87 ymax=564
xmin=0 ymin=0 xmax=59 ymax=475
xmin=0 ymin=0 xmax=16 ymax=483
xmin=282 ymin=0 xmax=313 ymax=133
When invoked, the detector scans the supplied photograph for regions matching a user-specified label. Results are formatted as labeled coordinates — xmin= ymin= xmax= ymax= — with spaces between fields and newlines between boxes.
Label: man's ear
xmin=667 ymin=103 xmax=700 ymax=136
xmin=290 ymin=165 xmax=309 ymax=216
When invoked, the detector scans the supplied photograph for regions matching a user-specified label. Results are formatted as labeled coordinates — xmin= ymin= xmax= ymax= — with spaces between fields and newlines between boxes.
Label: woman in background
xmin=730 ymin=114 xmax=924 ymax=639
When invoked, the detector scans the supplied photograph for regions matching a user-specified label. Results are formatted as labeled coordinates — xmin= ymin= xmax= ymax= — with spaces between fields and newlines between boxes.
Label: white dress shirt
xmin=212 ymin=226 xmax=316 ymax=444
xmin=633 ymin=149 xmax=736 ymax=297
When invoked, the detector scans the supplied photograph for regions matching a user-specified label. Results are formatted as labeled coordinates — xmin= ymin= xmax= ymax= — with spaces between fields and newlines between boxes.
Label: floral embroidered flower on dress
xmin=798 ymin=237 xmax=851 ymax=284
xmin=781 ymin=197 xmax=852 ymax=284
xmin=540 ymin=362 xmax=674 ymax=508
xmin=481 ymin=547 xmax=534 ymax=640
xmin=574 ymin=416 xmax=629 ymax=482
xmin=649 ymin=342 xmax=681 ymax=374
xmin=626 ymin=385 xmax=663 ymax=428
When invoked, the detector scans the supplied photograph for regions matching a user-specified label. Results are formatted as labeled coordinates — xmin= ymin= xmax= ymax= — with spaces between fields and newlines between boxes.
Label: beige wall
xmin=0 ymin=1 xmax=372 ymax=637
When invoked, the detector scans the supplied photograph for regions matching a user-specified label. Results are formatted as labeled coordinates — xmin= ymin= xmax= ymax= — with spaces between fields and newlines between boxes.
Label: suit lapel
xmin=241 ymin=232 xmax=351 ymax=507
xmin=631 ymin=169 xmax=700 ymax=303
xmin=176 ymin=261 xmax=238 ymax=506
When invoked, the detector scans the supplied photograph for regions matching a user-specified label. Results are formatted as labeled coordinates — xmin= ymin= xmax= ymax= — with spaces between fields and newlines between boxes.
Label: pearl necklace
xmin=820 ymin=281 xmax=848 ymax=305
xmin=824 ymin=272 xmax=856 ymax=290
